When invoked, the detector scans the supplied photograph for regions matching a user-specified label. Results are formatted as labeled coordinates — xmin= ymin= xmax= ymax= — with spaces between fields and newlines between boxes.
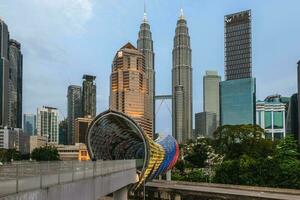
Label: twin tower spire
xmin=136 ymin=7 xmax=192 ymax=143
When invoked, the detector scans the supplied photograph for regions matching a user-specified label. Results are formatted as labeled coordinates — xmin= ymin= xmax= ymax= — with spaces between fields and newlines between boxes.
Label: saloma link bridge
xmin=0 ymin=110 xmax=180 ymax=200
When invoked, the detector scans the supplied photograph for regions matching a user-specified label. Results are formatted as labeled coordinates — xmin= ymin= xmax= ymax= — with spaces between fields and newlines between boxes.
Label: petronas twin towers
xmin=110 ymin=9 xmax=192 ymax=143
xmin=138 ymin=9 xmax=192 ymax=143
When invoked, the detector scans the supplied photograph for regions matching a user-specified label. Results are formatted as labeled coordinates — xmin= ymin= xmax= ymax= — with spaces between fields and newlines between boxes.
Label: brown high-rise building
xmin=109 ymin=42 xmax=152 ymax=137
xmin=74 ymin=116 xmax=93 ymax=144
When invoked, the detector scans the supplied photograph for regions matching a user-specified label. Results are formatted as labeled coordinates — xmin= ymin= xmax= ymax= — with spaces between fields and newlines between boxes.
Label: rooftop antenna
xmin=143 ymin=0 xmax=148 ymax=22
xmin=179 ymin=0 xmax=185 ymax=19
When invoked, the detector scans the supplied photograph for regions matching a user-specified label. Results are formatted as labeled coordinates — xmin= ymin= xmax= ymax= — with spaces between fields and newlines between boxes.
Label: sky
xmin=1 ymin=0 xmax=300 ymax=135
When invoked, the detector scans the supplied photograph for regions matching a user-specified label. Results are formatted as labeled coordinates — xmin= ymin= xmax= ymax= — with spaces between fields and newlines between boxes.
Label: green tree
xmin=0 ymin=149 xmax=21 ymax=163
xmin=213 ymin=124 xmax=266 ymax=159
xmin=185 ymin=143 xmax=208 ymax=169
xmin=31 ymin=146 xmax=60 ymax=161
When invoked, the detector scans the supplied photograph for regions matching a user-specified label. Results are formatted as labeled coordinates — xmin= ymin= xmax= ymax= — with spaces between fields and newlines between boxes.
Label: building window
xmin=264 ymin=111 xmax=272 ymax=129
xmin=274 ymin=132 xmax=283 ymax=140
xmin=273 ymin=111 xmax=283 ymax=129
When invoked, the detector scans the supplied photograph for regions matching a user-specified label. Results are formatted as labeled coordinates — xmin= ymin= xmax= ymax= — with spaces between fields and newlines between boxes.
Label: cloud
xmin=0 ymin=0 xmax=95 ymax=116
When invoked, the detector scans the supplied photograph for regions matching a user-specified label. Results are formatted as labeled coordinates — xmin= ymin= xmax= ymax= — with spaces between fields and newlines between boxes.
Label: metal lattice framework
xmin=86 ymin=110 xmax=179 ymax=189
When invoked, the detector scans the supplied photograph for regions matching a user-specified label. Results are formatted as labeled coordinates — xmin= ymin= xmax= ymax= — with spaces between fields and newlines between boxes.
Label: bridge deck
xmin=0 ymin=160 xmax=135 ymax=198
xmin=147 ymin=180 xmax=300 ymax=200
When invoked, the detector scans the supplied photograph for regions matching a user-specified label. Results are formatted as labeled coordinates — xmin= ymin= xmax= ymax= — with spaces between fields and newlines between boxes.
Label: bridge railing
xmin=0 ymin=160 xmax=136 ymax=197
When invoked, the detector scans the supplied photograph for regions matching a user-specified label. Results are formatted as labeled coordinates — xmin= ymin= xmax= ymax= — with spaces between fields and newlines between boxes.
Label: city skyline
xmin=1 ymin=0 xmax=300 ymax=134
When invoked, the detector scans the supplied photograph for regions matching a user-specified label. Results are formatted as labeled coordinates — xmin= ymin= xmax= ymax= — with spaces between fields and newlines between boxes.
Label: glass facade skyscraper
xmin=67 ymin=85 xmax=82 ymax=144
xmin=8 ymin=39 xmax=23 ymax=128
xmin=23 ymin=114 xmax=36 ymax=135
xmin=0 ymin=19 xmax=10 ymax=127
xmin=195 ymin=112 xmax=216 ymax=138
xmin=220 ymin=78 xmax=256 ymax=125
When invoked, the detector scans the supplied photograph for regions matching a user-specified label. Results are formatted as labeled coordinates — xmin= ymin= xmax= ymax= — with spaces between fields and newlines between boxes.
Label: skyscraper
xmin=172 ymin=9 xmax=192 ymax=143
xmin=195 ymin=112 xmax=217 ymax=138
xmin=82 ymin=75 xmax=96 ymax=117
xmin=0 ymin=19 xmax=10 ymax=127
xmin=109 ymin=42 xmax=153 ymax=137
xmin=67 ymin=85 xmax=82 ymax=144
xmin=8 ymin=39 xmax=23 ymax=128
xmin=137 ymin=12 xmax=155 ymax=137
xmin=286 ymin=93 xmax=299 ymax=143
xmin=225 ymin=10 xmax=252 ymax=80
xmin=23 ymin=114 xmax=36 ymax=135
xmin=75 ymin=116 xmax=93 ymax=144
xmin=220 ymin=10 xmax=256 ymax=126
xmin=37 ymin=106 xmax=59 ymax=144
xmin=203 ymin=70 xmax=221 ymax=124
xmin=59 ymin=119 xmax=68 ymax=145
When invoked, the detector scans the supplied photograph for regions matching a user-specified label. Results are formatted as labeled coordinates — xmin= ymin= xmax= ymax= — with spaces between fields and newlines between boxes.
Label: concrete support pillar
xmin=113 ymin=187 xmax=128 ymax=200
xmin=166 ymin=171 xmax=171 ymax=181
xmin=174 ymin=194 xmax=181 ymax=200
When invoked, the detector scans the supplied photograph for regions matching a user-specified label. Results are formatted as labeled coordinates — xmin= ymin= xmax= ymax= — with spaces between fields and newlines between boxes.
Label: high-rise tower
xmin=110 ymin=43 xmax=153 ymax=137
xmin=0 ymin=19 xmax=10 ymax=127
xmin=137 ymin=11 xmax=155 ymax=137
xmin=37 ymin=106 xmax=59 ymax=144
xmin=203 ymin=71 xmax=221 ymax=124
xmin=67 ymin=85 xmax=82 ymax=144
xmin=82 ymin=75 xmax=96 ymax=117
xmin=8 ymin=39 xmax=23 ymax=128
xmin=172 ymin=9 xmax=193 ymax=143
xmin=225 ymin=10 xmax=252 ymax=80
xmin=220 ymin=10 xmax=256 ymax=126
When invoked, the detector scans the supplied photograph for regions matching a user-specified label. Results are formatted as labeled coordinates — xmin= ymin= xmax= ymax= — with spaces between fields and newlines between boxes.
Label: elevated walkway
xmin=0 ymin=160 xmax=137 ymax=200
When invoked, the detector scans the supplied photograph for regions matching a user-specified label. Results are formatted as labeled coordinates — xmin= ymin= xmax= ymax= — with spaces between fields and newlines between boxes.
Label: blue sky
xmin=1 ymin=0 xmax=300 ymax=134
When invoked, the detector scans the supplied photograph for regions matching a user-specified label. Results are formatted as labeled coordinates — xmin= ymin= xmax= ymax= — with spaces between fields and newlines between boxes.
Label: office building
xmin=286 ymin=94 xmax=299 ymax=142
xmin=8 ymin=39 xmax=23 ymax=128
xmin=0 ymin=127 xmax=29 ymax=154
xmin=256 ymin=95 xmax=288 ymax=140
xmin=67 ymin=85 xmax=82 ymax=144
xmin=137 ymin=12 xmax=155 ymax=137
xmin=82 ymin=75 xmax=96 ymax=117
xmin=0 ymin=19 xmax=10 ymax=127
xmin=37 ymin=106 xmax=59 ymax=144
xmin=109 ymin=43 xmax=153 ymax=137
xmin=172 ymin=9 xmax=193 ymax=143
xmin=203 ymin=70 xmax=221 ymax=125
xmin=55 ymin=143 xmax=89 ymax=161
xmin=29 ymin=135 xmax=47 ymax=153
xmin=59 ymin=119 xmax=68 ymax=145
xmin=23 ymin=114 xmax=36 ymax=135
xmin=220 ymin=10 xmax=256 ymax=126
xmin=75 ymin=116 xmax=93 ymax=144
xmin=225 ymin=10 xmax=252 ymax=80
xmin=195 ymin=112 xmax=217 ymax=138
xmin=220 ymin=78 xmax=256 ymax=125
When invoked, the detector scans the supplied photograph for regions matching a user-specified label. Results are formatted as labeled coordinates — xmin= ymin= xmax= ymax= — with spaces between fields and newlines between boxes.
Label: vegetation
xmin=0 ymin=149 xmax=21 ymax=163
xmin=31 ymin=146 xmax=60 ymax=161
xmin=172 ymin=124 xmax=300 ymax=189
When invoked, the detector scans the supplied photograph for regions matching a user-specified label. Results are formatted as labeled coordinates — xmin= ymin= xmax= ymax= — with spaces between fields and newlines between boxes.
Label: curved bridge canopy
xmin=86 ymin=110 xmax=179 ymax=188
